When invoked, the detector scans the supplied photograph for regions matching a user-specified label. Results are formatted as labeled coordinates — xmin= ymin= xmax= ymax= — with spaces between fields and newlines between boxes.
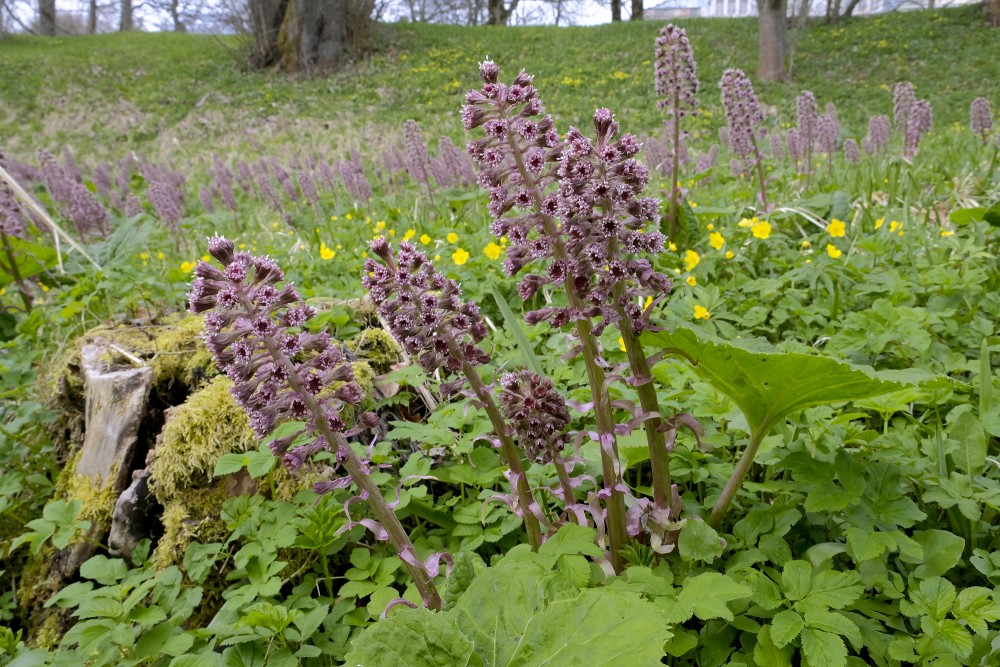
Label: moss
xmin=153 ymin=483 xmax=233 ymax=569
xmin=351 ymin=328 xmax=401 ymax=374
xmin=54 ymin=450 xmax=120 ymax=532
xmin=149 ymin=376 xmax=255 ymax=506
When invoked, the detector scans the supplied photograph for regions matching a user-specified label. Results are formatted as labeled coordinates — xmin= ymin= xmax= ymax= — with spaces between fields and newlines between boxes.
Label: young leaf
xmin=676 ymin=572 xmax=752 ymax=621
xmin=770 ymin=610 xmax=804 ymax=648
xmin=537 ymin=524 xmax=603 ymax=565
xmin=678 ymin=519 xmax=724 ymax=563
xmin=948 ymin=410 xmax=987 ymax=473
xmin=800 ymin=628 xmax=846 ymax=667
xmin=912 ymin=530 xmax=965 ymax=578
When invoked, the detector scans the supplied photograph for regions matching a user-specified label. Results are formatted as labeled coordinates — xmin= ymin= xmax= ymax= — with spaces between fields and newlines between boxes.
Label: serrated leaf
xmin=214 ymin=453 xmax=248 ymax=477
xmin=781 ymin=560 xmax=813 ymax=602
xmin=845 ymin=527 xmax=895 ymax=562
xmin=754 ymin=626 xmax=793 ymax=666
xmin=804 ymin=610 xmax=862 ymax=646
xmin=245 ymin=449 xmax=276 ymax=478
xmin=292 ymin=603 xmax=329 ymax=640
xmin=676 ymin=572 xmax=751 ymax=621
xmin=644 ymin=325 xmax=907 ymax=435
xmin=678 ymin=519 xmax=724 ymax=563
xmin=800 ymin=571 xmax=863 ymax=611
xmin=505 ymin=589 xmax=670 ymax=666
xmin=800 ymin=628 xmax=846 ymax=667
xmin=183 ymin=542 xmax=223 ymax=584
xmin=344 ymin=606 xmax=473 ymax=666
xmin=913 ymin=530 xmax=965 ymax=579
xmin=537 ymin=524 xmax=603 ymax=565
xmin=935 ymin=619 xmax=974 ymax=659
xmin=906 ymin=577 xmax=957 ymax=620
xmin=953 ymin=587 xmax=1000 ymax=636
xmin=770 ymin=610 xmax=804 ymax=648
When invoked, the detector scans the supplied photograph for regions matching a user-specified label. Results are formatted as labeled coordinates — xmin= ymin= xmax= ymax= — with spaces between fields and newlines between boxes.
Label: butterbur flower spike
xmin=190 ymin=235 xmax=443 ymax=610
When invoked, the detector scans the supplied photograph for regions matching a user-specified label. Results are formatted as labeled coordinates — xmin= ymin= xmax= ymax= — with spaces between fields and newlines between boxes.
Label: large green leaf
xmin=644 ymin=325 xmax=914 ymax=434
xmin=343 ymin=606 xmax=474 ymax=667
xmin=506 ymin=589 xmax=670 ymax=666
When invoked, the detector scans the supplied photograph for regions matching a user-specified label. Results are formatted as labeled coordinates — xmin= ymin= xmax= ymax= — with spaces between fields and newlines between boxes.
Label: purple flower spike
xmin=970 ymin=97 xmax=993 ymax=142
xmin=498 ymin=370 xmax=571 ymax=465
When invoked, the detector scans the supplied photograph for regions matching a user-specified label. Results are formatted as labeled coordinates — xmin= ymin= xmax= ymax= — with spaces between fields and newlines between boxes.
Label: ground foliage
xmin=0 ymin=8 xmax=999 ymax=667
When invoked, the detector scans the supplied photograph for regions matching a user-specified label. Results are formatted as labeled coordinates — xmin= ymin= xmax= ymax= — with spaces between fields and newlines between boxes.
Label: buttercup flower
xmin=683 ymin=249 xmax=700 ymax=271
xmin=693 ymin=304 xmax=711 ymax=320
xmin=709 ymin=232 xmax=725 ymax=250
xmin=826 ymin=243 xmax=842 ymax=259
xmin=827 ymin=219 xmax=846 ymax=238
xmin=452 ymin=248 xmax=470 ymax=265
xmin=750 ymin=219 xmax=771 ymax=239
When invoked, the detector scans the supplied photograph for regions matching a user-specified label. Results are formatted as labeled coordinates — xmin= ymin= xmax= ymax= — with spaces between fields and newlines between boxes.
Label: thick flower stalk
xmin=904 ymin=99 xmax=932 ymax=160
xmin=719 ymin=68 xmax=767 ymax=207
xmin=189 ymin=235 xmax=443 ymax=610
xmin=893 ymin=81 xmax=916 ymax=130
xmin=861 ymin=114 xmax=891 ymax=155
xmin=796 ymin=90 xmax=818 ymax=178
xmin=464 ymin=61 xmax=680 ymax=568
xmin=970 ymin=97 xmax=993 ymax=144
xmin=654 ymin=24 xmax=700 ymax=229
xmin=464 ymin=62 xmax=632 ymax=569
xmin=362 ymin=237 xmax=545 ymax=550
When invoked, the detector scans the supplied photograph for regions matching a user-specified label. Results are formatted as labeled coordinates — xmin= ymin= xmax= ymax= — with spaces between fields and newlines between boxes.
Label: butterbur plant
xmin=720 ymin=68 xmax=768 ymax=208
xmin=654 ymin=23 xmax=699 ymax=229
xmin=460 ymin=60 xmax=686 ymax=569
xmin=188 ymin=236 xmax=445 ymax=610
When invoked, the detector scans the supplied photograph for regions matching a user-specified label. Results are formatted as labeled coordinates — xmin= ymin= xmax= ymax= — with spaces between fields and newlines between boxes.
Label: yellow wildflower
xmin=826 ymin=244 xmax=842 ymax=259
xmin=801 ymin=239 xmax=811 ymax=249
xmin=683 ymin=250 xmax=700 ymax=271
xmin=686 ymin=276 xmax=697 ymax=286
xmin=889 ymin=220 xmax=902 ymax=233
xmin=694 ymin=305 xmax=711 ymax=320
xmin=375 ymin=220 xmax=386 ymax=231
xmin=827 ymin=218 xmax=846 ymax=238
xmin=420 ymin=234 xmax=431 ymax=245
xmin=751 ymin=220 xmax=771 ymax=240
xmin=345 ymin=213 xmax=353 ymax=220
xmin=940 ymin=229 xmax=954 ymax=237
xmin=320 ymin=243 xmax=336 ymax=260
xmin=181 ymin=261 xmax=196 ymax=273
xmin=483 ymin=242 xmax=503 ymax=260
xmin=668 ymin=242 xmax=678 ymax=252
xmin=434 ymin=254 xmax=441 ymax=261
xmin=447 ymin=232 xmax=459 ymax=243
xmin=707 ymin=223 xmax=715 ymax=231
xmin=725 ymin=251 xmax=734 ymax=259
xmin=709 ymin=232 xmax=725 ymax=250
xmin=403 ymin=229 xmax=416 ymax=241
xmin=738 ymin=217 xmax=756 ymax=228
xmin=874 ymin=217 xmax=884 ymax=229
xmin=452 ymin=248 xmax=470 ymax=265
xmin=139 ymin=253 xmax=149 ymax=261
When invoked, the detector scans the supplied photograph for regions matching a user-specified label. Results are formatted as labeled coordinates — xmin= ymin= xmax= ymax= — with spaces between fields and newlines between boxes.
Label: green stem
xmin=502 ymin=110 xmax=628 ymax=572
xmin=614 ymin=286 xmax=672 ymax=509
xmin=449 ymin=336 xmax=545 ymax=551
xmin=708 ymin=420 xmax=772 ymax=527
xmin=1 ymin=231 xmax=32 ymax=314
xmin=319 ymin=551 xmax=335 ymax=605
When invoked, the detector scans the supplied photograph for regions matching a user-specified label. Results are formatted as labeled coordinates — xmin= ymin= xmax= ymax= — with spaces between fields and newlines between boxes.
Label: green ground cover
xmin=0 ymin=7 xmax=999 ymax=666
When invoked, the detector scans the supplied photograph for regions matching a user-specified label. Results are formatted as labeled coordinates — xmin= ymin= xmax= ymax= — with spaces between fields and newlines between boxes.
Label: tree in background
xmin=37 ymin=0 xmax=55 ymax=34
xmin=120 ymin=0 xmax=133 ymax=29
xmin=248 ymin=0 xmax=376 ymax=71
xmin=757 ymin=0 xmax=788 ymax=81
xmin=631 ymin=0 xmax=642 ymax=20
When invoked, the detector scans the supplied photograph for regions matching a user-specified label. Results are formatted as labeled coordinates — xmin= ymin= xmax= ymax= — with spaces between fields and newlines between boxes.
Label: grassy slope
xmin=0 ymin=6 xmax=997 ymax=160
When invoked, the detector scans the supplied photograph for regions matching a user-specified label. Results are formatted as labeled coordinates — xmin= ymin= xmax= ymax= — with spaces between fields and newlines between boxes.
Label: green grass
xmin=0 ymin=6 xmax=997 ymax=160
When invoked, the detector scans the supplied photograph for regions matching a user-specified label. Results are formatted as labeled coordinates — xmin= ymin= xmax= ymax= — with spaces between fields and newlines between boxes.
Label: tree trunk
xmin=170 ymin=0 xmax=187 ymax=31
xmin=758 ymin=0 xmax=788 ymax=81
xmin=989 ymin=0 xmax=1000 ymax=27
xmin=250 ymin=0 xmax=367 ymax=71
xmin=611 ymin=0 xmax=621 ymax=21
xmin=486 ymin=0 xmax=519 ymax=24
xmin=631 ymin=0 xmax=643 ymax=19
xmin=88 ymin=0 xmax=98 ymax=33
xmin=120 ymin=0 xmax=134 ymax=30
xmin=38 ymin=0 xmax=56 ymax=35
xmin=842 ymin=0 xmax=862 ymax=17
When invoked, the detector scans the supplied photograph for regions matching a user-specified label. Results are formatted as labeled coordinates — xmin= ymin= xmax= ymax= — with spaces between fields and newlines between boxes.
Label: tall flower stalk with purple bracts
xmin=720 ymin=68 xmax=768 ymax=208
xmin=462 ymin=61 xmax=682 ymax=570
xmin=654 ymin=24 xmax=699 ymax=233
xmin=189 ymin=236 xmax=444 ymax=610
xmin=361 ymin=237 xmax=545 ymax=550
